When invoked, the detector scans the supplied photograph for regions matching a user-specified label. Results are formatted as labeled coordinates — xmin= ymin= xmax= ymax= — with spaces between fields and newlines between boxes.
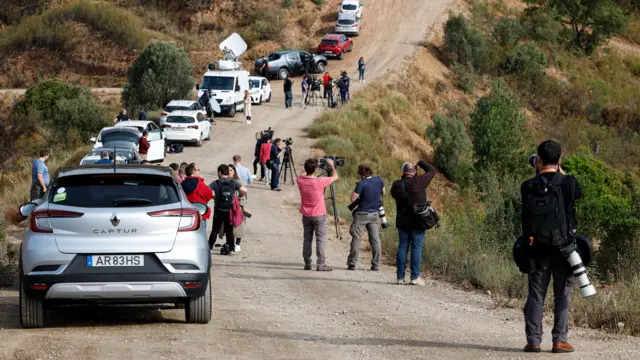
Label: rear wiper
xmin=113 ymin=198 xmax=153 ymax=207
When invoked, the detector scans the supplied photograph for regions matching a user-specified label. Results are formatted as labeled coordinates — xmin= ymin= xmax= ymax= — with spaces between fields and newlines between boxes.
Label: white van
xmin=196 ymin=61 xmax=249 ymax=117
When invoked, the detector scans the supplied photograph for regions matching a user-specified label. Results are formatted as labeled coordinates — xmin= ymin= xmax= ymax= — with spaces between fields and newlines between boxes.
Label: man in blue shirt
xmin=270 ymin=138 xmax=283 ymax=191
xmin=232 ymin=154 xmax=253 ymax=191
xmin=95 ymin=151 xmax=114 ymax=165
xmin=347 ymin=164 xmax=385 ymax=271
xmin=31 ymin=149 xmax=51 ymax=201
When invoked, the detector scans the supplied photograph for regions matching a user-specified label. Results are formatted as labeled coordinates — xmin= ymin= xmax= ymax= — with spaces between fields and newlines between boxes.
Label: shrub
xmin=427 ymin=114 xmax=474 ymax=183
xmin=520 ymin=7 xmax=565 ymax=44
xmin=122 ymin=41 xmax=195 ymax=111
xmin=450 ymin=63 xmax=476 ymax=93
xmin=313 ymin=0 xmax=326 ymax=5
xmin=492 ymin=17 xmax=525 ymax=47
xmin=283 ymin=0 xmax=295 ymax=8
xmin=599 ymin=218 xmax=640 ymax=281
xmin=0 ymin=16 xmax=77 ymax=54
xmin=250 ymin=8 xmax=285 ymax=41
xmin=443 ymin=14 xmax=490 ymax=72
xmin=500 ymin=42 xmax=548 ymax=91
xmin=469 ymin=79 xmax=531 ymax=175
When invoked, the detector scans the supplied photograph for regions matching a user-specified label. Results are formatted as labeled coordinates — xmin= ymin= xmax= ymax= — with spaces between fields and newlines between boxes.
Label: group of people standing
xmin=253 ymin=133 xmax=285 ymax=192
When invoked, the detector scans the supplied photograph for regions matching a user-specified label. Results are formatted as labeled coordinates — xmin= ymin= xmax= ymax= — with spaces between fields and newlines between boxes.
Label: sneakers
xmin=228 ymin=250 xmax=235 ymax=256
xmin=259 ymin=178 xmax=264 ymax=182
xmin=409 ymin=277 xmax=426 ymax=286
xmin=252 ymin=174 xmax=257 ymax=179
xmin=304 ymin=264 xmax=312 ymax=271
xmin=523 ymin=344 xmax=541 ymax=353
xmin=246 ymin=120 xmax=251 ymax=125
xmin=370 ymin=266 xmax=379 ymax=272
xmin=397 ymin=279 xmax=405 ymax=285
xmin=234 ymin=245 xmax=241 ymax=253
xmin=317 ymin=265 xmax=333 ymax=272
xmin=552 ymin=342 xmax=575 ymax=353
xmin=347 ymin=265 xmax=356 ymax=271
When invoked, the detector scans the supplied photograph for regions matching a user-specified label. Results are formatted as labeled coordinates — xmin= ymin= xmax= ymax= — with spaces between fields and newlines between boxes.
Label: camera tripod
xmin=279 ymin=145 xmax=298 ymax=186
xmin=319 ymin=169 xmax=342 ymax=240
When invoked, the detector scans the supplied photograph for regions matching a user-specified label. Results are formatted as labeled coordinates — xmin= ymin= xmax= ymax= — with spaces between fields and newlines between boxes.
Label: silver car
xmin=18 ymin=165 xmax=212 ymax=328
xmin=335 ymin=13 xmax=361 ymax=36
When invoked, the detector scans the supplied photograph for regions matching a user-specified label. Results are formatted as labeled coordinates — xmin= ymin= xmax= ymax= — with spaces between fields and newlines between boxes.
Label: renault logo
xmin=110 ymin=213 xmax=120 ymax=227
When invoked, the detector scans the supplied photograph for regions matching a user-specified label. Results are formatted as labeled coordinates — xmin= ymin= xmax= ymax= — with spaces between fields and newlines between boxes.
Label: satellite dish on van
xmin=220 ymin=33 xmax=247 ymax=61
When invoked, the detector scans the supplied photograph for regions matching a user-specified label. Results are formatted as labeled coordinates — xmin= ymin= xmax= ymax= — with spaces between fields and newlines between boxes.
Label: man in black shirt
xmin=283 ymin=75 xmax=293 ymax=109
xmin=520 ymin=140 xmax=582 ymax=354
xmin=208 ymin=164 xmax=247 ymax=254
xmin=390 ymin=160 xmax=436 ymax=286
xmin=113 ymin=108 xmax=129 ymax=124
xmin=260 ymin=57 xmax=269 ymax=81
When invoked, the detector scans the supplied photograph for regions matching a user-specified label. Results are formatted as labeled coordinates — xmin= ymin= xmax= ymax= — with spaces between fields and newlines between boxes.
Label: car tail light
xmin=30 ymin=283 xmax=49 ymax=291
xmin=30 ymin=210 xmax=84 ymax=233
xmin=147 ymin=208 xmax=201 ymax=232
xmin=188 ymin=125 xmax=199 ymax=130
xmin=161 ymin=124 xmax=171 ymax=129
xmin=183 ymin=282 xmax=201 ymax=289
xmin=352 ymin=24 xmax=358 ymax=28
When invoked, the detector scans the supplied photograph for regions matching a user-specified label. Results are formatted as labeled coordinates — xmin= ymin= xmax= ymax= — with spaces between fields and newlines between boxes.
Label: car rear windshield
xmin=166 ymin=116 xmax=196 ymax=124
xmin=342 ymin=4 xmax=358 ymax=10
xmin=164 ymin=105 xmax=190 ymax=112
xmin=338 ymin=19 xmax=355 ymax=25
xmin=50 ymin=174 xmax=180 ymax=208
xmin=200 ymin=76 xmax=235 ymax=91
xmin=100 ymin=132 xmax=139 ymax=143
xmin=321 ymin=40 xmax=339 ymax=45
xmin=249 ymin=79 xmax=261 ymax=89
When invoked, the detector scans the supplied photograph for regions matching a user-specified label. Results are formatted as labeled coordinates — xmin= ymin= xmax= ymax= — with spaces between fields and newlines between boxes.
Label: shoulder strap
xmin=402 ymin=179 xmax=413 ymax=207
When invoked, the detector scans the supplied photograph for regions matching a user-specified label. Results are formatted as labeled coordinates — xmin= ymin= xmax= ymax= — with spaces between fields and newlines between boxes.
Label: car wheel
xmin=348 ymin=43 xmax=353 ymax=52
xmin=19 ymin=272 xmax=45 ymax=328
xmin=266 ymin=92 xmax=272 ymax=103
xmin=185 ymin=274 xmax=212 ymax=324
xmin=278 ymin=68 xmax=289 ymax=80
xmin=205 ymin=126 xmax=211 ymax=140
xmin=228 ymin=104 xmax=236 ymax=117
xmin=259 ymin=96 xmax=263 ymax=105
xmin=316 ymin=62 xmax=326 ymax=73
xmin=196 ymin=133 xmax=203 ymax=147
xmin=338 ymin=51 xmax=344 ymax=60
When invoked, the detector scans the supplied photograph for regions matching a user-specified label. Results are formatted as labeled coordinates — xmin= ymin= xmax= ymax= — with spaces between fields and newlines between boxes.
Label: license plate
xmin=87 ymin=255 xmax=144 ymax=267
xmin=324 ymin=51 xmax=333 ymax=54
xmin=170 ymin=128 xmax=185 ymax=131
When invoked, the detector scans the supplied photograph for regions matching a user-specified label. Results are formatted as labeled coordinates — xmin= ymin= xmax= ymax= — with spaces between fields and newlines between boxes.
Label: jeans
xmin=327 ymin=90 xmax=334 ymax=106
xmin=30 ymin=183 xmax=46 ymax=202
xmin=209 ymin=210 xmax=234 ymax=250
xmin=359 ymin=68 xmax=365 ymax=81
xmin=302 ymin=215 xmax=327 ymax=266
xmin=284 ymin=91 xmax=293 ymax=108
xmin=301 ymin=91 xmax=307 ymax=107
xmin=261 ymin=162 xmax=271 ymax=186
xmin=347 ymin=212 xmax=381 ymax=268
xmin=524 ymin=251 xmax=575 ymax=346
xmin=340 ymin=90 xmax=348 ymax=104
xmin=270 ymin=162 xmax=280 ymax=189
xmin=396 ymin=228 xmax=425 ymax=281
xmin=203 ymin=219 xmax=207 ymax=231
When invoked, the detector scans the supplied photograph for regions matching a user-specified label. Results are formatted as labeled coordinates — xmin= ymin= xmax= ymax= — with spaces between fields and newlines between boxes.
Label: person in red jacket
xmin=259 ymin=136 xmax=273 ymax=186
xmin=181 ymin=163 xmax=213 ymax=229
xmin=139 ymin=130 xmax=151 ymax=161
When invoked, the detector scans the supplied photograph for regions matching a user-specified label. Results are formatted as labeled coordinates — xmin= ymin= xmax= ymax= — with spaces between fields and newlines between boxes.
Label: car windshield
xmin=338 ymin=19 xmax=355 ymax=25
xmin=93 ymin=151 xmax=134 ymax=161
xmin=49 ymin=174 xmax=180 ymax=208
xmin=167 ymin=116 xmax=196 ymax=124
xmin=200 ymin=76 xmax=235 ymax=91
xmin=164 ymin=105 xmax=190 ymax=112
xmin=321 ymin=40 xmax=339 ymax=45
xmin=249 ymin=79 xmax=261 ymax=89
xmin=342 ymin=4 xmax=358 ymax=10
xmin=100 ymin=132 xmax=139 ymax=144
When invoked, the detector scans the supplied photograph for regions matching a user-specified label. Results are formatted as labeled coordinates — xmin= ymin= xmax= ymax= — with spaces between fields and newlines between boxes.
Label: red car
xmin=317 ymin=34 xmax=353 ymax=60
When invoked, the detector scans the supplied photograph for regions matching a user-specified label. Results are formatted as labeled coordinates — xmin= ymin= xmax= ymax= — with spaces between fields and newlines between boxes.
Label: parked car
xmin=17 ymin=165 xmax=212 ymax=328
xmin=335 ymin=13 xmax=361 ymax=36
xmin=317 ymin=34 xmax=353 ymax=60
xmin=160 ymin=100 xmax=208 ymax=125
xmin=340 ymin=0 xmax=364 ymax=19
xmin=80 ymin=147 xmax=143 ymax=165
xmin=254 ymin=51 xmax=328 ymax=80
xmin=160 ymin=110 xmax=211 ymax=147
xmin=248 ymin=76 xmax=272 ymax=104
xmin=91 ymin=122 xmax=166 ymax=163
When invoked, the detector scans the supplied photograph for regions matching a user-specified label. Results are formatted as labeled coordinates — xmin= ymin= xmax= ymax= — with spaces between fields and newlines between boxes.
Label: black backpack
xmin=521 ymin=173 xmax=570 ymax=250
xmin=339 ymin=77 xmax=349 ymax=91
xmin=215 ymin=179 xmax=234 ymax=212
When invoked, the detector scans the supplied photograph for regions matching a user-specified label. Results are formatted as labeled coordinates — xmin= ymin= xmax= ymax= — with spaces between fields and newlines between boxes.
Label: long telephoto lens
xmin=378 ymin=205 xmax=389 ymax=229
xmin=566 ymin=250 xmax=596 ymax=298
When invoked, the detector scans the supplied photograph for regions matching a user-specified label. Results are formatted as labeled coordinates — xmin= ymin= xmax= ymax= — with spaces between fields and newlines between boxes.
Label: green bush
xmin=427 ymin=114 xmax=474 ymax=183
xmin=520 ymin=7 xmax=565 ymax=44
xmin=313 ymin=0 xmax=326 ymax=5
xmin=492 ymin=17 xmax=525 ymax=47
xmin=500 ymin=42 xmax=548 ymax=90
xmin=469 ymin=79 xmax=531 ymax=175
xmin=444 ymin=14 xmax=490 ymax=72
xmin=450 ymin=63 xmax=476 ymax=93
xmin=283 ymin=0 xmax=295 ymax=8
xmin=599 ymin=218 xmax=640 ymax=281
xmin=0 ymin=15 xmax=77 ymax=54
xmin=122 ymin=41 xmax=195 ymax=111
xmin=250 ymin=9 xmax=285 ymax=41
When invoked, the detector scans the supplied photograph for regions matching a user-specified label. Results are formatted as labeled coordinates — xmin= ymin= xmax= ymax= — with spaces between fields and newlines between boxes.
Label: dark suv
xmin=317 ymin=34 xmax=353 ymax=60
xmin=254 ymin=50 xmax=327 ymax=80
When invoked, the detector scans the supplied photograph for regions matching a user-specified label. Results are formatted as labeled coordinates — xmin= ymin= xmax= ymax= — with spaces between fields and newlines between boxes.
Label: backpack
xmin=215 ymin=179 xmax=235 ymax=212
xmin=521 ymin=173 xmax=571 ymax=250
xmin=402 ymin=179 xmax=439 ymax=230
xmin=169 ymin=143 xmax=184 ymax=153
xmin=339 ymin=77 xmax=349 ymax=91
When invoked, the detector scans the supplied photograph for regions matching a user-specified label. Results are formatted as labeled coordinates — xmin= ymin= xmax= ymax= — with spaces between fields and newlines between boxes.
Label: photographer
xmin=347 ymin=164 xmax=385 ymax=271
xmin=260 ymin=136 xmax=273 ymax=186
xmin=253 ymin=132 xmax=265 ymax=181
xmin=269 ymin=138 xmax=284 ymax=191
xmin=390 ymin=160 xmax=436 ymax=286
xmin=520 ymin=140 xmax=583 ymax=354
xmin=297 ymin=158 xmax=339 ymax=271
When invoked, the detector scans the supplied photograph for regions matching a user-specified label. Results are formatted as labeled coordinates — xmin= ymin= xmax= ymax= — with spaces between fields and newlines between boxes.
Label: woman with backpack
xmin=358 ymin=57 xmax=366 ymax=83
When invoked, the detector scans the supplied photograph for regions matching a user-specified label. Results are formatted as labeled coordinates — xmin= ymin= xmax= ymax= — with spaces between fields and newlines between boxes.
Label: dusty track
xmin=1 ymin=1 xmax=638 ymax=359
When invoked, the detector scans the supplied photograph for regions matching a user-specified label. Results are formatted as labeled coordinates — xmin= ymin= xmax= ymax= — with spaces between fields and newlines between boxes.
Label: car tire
xmin=185 ymin=275 xmax=212 ymax=324
xmin=315 ymin=62 xmax=326 ymax=73
xmin=19 ymin=272 xmax=45 ymax=328
xmin=259 ymin=96 xmax=263 ymax=105
xmin=338 ymin=51 xmax=344 ymax=60
xmin=266 ymin=92 xmax=272 ymax=103
xmin=228 ymin=104 xmax=236 ymax=117
xmin=195 ymin=134 xmax=203 ymax=147
xmin=278 ymin=68 xmax=289 ymax=80
xmin=205 ymin=126 xmax=211 ymax=140
xmin=348 ymin=43 xmax=353 ymax=52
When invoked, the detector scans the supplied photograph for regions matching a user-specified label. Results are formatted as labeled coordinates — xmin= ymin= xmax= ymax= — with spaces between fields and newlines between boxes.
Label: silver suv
xmin=18 ymin=165 xmax=212 ymax=328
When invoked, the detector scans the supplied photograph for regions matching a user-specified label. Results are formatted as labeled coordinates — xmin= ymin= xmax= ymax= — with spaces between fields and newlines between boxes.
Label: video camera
xmin=261 ymin=127 xmax=275 ymax=141
xmin=284 ymin=137 xmax=293 ymax=146
xmin=318 ymin=155 xmax=345 ymax=170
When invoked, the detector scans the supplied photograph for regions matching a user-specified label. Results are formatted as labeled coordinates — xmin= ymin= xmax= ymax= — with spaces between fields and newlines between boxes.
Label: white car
xmin=91 ymin=121 xmax=166 ymax=162
xmin=161 ymin=111 xmax=211 ymax=147
xmin=340 ymin=0 xmax=363 ymax=19
xmin=160 ymin=100 xmax=208 ymax=125
xmin=249 ymin=76 xmax=272 ymax=105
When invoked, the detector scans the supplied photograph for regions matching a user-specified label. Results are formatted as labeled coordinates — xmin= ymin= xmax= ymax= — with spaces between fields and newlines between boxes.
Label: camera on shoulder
xmin=318 ymin=155 xmax=345 ymax=170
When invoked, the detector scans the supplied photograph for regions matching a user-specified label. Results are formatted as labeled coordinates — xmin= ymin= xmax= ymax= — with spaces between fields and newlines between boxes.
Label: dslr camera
xmin=318 ymin=155 xmax=345 ymax=170
xmin=529 ymin=154 xmax=537 ymax=168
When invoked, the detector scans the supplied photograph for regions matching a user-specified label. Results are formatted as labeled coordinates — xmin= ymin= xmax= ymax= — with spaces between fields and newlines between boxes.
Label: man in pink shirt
xmin=297 ymin=158 xmax=339 ymax=271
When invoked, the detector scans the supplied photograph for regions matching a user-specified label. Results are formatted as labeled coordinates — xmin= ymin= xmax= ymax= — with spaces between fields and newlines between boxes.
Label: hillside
xmin=0 ymin=0 xmax=340 ymax=88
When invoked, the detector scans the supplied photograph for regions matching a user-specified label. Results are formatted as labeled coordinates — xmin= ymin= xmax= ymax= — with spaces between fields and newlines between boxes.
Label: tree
xmin=469 ymin=79 xmax=530 ymax=175
xmin=444 ymin=14 xmax=489 ymax=72
xmin=427 ymin=114 xmax=474 ymax=184
xmin=524 ymin=0 xmax=628 ymax=54
xmin=122 ymin=41 xmax=195 ymax=112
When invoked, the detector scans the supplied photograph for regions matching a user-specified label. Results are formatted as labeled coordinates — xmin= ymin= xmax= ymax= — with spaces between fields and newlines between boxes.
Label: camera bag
xmin=402 ymin=179 xmax=439 ymax=230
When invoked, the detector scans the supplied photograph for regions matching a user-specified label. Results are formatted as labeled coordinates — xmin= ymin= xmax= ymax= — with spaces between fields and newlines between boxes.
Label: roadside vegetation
xmin=311 ymin=0 xmax=640 ymax=335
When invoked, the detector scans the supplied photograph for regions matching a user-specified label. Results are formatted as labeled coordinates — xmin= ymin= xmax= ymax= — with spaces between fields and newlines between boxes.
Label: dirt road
xmin=1 ymin=1 xmax=638 ymax=359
